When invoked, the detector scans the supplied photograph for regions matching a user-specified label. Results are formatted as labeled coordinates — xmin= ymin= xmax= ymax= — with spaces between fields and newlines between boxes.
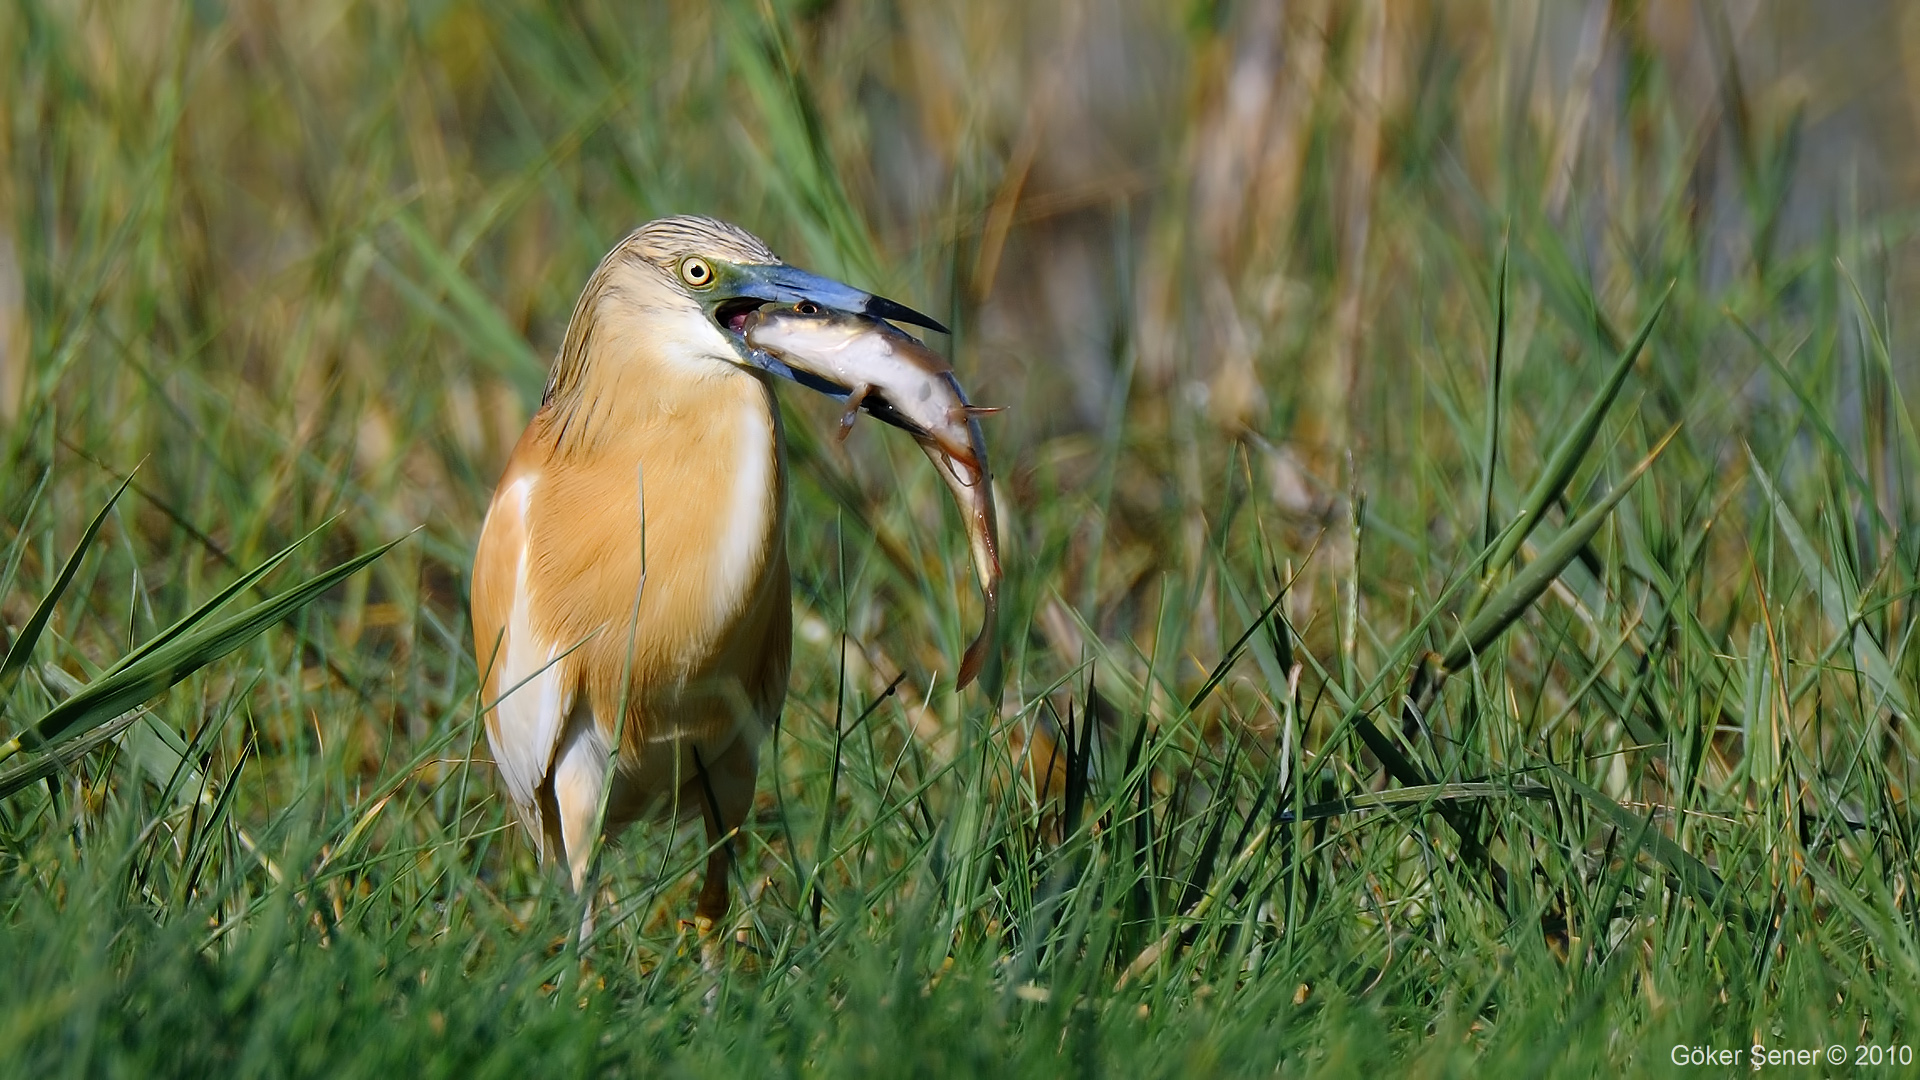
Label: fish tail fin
xmin=955 ymin=605 xmax=996 ymax=691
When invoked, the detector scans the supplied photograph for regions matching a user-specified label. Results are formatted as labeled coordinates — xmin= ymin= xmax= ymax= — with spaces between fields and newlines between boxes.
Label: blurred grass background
xmin=4 ymin=0 xmax=1920 ymax=1074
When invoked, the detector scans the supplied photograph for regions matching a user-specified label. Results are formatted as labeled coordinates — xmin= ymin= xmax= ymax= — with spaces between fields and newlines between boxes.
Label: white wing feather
xmin=480 ymin=476 xmax=571 ymax=827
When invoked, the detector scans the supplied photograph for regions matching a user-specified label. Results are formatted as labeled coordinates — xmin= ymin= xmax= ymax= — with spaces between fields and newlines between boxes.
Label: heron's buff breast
xmin=474 ymin=365 xmax=790 ymax=772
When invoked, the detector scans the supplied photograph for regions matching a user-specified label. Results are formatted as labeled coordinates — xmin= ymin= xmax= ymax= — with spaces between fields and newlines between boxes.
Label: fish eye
xmin=679 ymin=257 xmax=715 ymax=289
xmin=795 ymin=301 xmax=820 ymax=315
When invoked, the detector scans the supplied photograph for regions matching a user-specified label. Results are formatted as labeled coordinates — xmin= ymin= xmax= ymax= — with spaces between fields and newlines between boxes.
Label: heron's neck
xmin=541 ymin=314 xmax=769 ymax=459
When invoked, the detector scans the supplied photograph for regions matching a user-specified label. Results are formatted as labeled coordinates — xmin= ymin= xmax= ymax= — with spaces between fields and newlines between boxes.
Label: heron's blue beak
xmin=711 ymin=263 xmax=947 ymax=339
xmin=709 ymin=262 xmax=946 ymax=389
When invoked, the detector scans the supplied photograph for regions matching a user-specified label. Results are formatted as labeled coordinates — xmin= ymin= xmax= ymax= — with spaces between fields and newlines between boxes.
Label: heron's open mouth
xmin=714 ymin=297 xmax=764 ymax=335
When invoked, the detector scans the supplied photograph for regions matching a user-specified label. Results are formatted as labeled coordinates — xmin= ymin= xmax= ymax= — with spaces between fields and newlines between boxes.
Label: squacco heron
xmin=470 ymin=216 xmax=945 ymax=937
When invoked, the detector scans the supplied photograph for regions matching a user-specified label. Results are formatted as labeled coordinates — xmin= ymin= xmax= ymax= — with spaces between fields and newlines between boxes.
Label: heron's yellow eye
xmin=679 ymin=256 xmax=715 ymax=289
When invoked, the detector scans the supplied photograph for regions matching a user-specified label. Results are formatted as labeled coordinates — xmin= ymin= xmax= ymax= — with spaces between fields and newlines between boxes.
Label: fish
xmin=926 ymin=402 xmax=1000 ymax=690
xmin=743 ymin=303 xmax=1000 ymax=486
xmin=743 ymin=304 xmax=1001 ymax=689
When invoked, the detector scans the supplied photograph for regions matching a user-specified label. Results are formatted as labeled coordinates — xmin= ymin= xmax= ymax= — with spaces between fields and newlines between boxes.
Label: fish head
xmin=741 ymin=302 xmax=882 ymax=358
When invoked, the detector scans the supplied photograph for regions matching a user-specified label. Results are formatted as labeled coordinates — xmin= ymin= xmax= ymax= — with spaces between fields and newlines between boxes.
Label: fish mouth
xmin=713 ymin=297 xmax=765 ymax=337
xmin=713 ymin=297 xmax=830 ymax=340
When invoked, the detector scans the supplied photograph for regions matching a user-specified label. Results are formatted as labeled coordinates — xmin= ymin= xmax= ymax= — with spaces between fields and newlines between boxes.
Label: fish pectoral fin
xmin=935 ymin=439 xmax=983 ymax=487
xmin=837 ymin=384 xmax=872 ymax=442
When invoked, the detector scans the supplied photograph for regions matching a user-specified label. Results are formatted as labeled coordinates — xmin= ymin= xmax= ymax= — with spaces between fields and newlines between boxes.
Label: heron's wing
xmin=472 ymin=462 xmax=572 ymax=827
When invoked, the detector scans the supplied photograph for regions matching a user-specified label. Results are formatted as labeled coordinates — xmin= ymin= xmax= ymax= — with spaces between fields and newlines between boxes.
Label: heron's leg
xmin=546 ymin=700 xmax=612 ymax=937
xmin=687 ymin=736 xmax=759 ymax=939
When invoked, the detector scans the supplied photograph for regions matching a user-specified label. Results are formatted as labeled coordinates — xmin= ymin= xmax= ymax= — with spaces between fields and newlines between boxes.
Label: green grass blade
xmin=1729 ymin=315 xmax=1876 ymax=510
xmin=1838 ymin=261 xmax=1920 ymax=472
xmin=1185 ymin=587 xmax=1289 ymax=712
xmin=6 ymin=535 xmax=402 ymax=758
xmin=0 ymin=471 xmax=135 ymax=697
xmin=1745 ymin=446 xmax=1915 ymax=723
xmin=1540 ymin=762 xmax=1738 ymax=916
xmin=0 ymin=467 xmax=52 ymax=619
xmin=0 ymin=704 xmax=146 ymax=799
xmin=722 ymin=1 xmax=881 ymax=282
xmin=1465 ymin=284 xmax=1671 ymax=622
xmin=105 ymin=515 xmax=343 ymax=679
xmin=1444 ymin=425 xmax=1677 ymax=672
xmin=1281 ymin=781 xmax=1552 ymax=822
xmin=383 ymin=210 xmax=546 ymax=399
xmin=1479 ymin=231 xmax=1509 ymax=551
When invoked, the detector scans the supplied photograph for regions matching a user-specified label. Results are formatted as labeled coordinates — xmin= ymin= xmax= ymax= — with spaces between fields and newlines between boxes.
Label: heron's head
xmin=556 ymin=215 xmax=944 ymax=387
